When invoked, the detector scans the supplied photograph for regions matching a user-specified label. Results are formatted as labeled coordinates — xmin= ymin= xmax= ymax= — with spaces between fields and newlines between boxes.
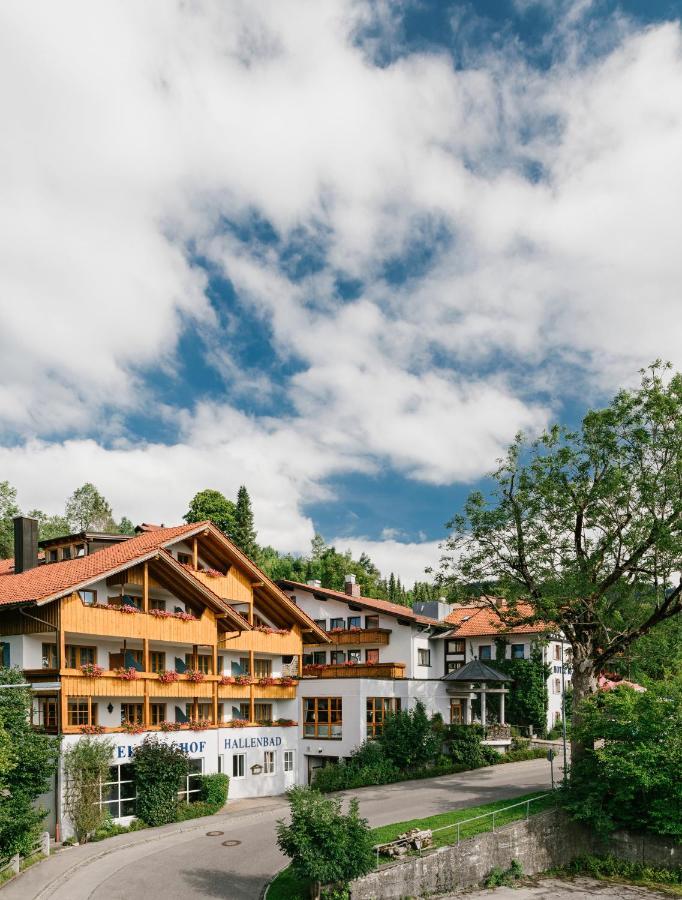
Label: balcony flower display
xmin=158 ymin=669 xmax=179 ymax=684
xmin=149 ymin=608 xmax=173 ymax=619
xmin=275 ymin=718 xmax=297 ymax=727
xmin=159 ymin=720 xmax=183 ymax=732
xmin=344 ymin=659 xmax=358 ymax=666
xmin=189 ymin=719 xmax=212 ymax=731
xmin=252 ymin=625 xmax=289 ymax=634
xmin=200 ymin=567 xmax=223 ymax=578
xmin=218 ymin=675 xmax=235 ymax=685
xmin=174 ymin=610 xmax=197 ymax=622
xmin=258 ymin=676 xmax=276 ymax=686
xmin=115 ymin=666 xmax=139 ymax=680
xmin=227 ymin=719 xmax=250 ymax=727
xmin=119 ymin=604 xmax=140 ymax=614
xmin=79 ymin=724 xmax=104 ymax=734
xmin=279 ymin=676 xmax=296 ymax=686
xmin=184 ymin=669 xmax=205 ymax=683
xmin=257 ymin=719 xmax=273 ymax=727
xmin=122 ymin=719 xmax=145 ymax=735
xmin=80 ymin=662 xmax=104 ymax=677
xmin=234 ymin=674 xmax=253 ymax=685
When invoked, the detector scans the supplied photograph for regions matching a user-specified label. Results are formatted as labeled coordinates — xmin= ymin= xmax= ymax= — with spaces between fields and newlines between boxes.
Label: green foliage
xmin=175 ymin=800 xmax=222 ymax=821
xmin=446 ymin=724 xmax=500 ymax=768
xmin=379 ymin=701 xmax=437 ymax=769
xmin=200 ymin=773 xmax=229 ymax=806
xmin=0 ymin=667 xmax=59 ymax=857
xmin=494 ymin=641 xmax=550 ymax=733
xmin=0 ymin=480 xmax=19 ymax=558
xmin=65 ymin=483 xmax=116 ymax=532
xmin=63 ymin=737 xmax=114 ymax=842
xmin=27 ymin=510 xmax=71 ymax=542
xmin=232 ymin=485 xmax=258 ymax=558
xmin=90 ymin=817 xmax=146 ymax=842
xmin=485 ymin=859 xmax=523 ymax=888
xmin=133 ymin=737 xmax=189 ymax=827
xmin=563 ymin=678 xmax=682 ymax=836
xmin=276 ymin=787 xmax=374 ymax=890
xmin=184 ymin=488 xmax=236 ymax=538
xmin=117 ymin=516 xmax=136 ymax=535
xmin=437 ymin=363 xmax=682 ymax=737
xmin=562 ymin=854 xmax=682 ymax=887
xmin=312 ymin=742 xmax=400 ymax=793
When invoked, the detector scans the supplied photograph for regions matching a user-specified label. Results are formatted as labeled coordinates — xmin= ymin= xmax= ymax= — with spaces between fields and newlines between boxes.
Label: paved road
xmin=450 ymin=877 xmax=672 ymax=898
xmin=3 ymin=758 xmax=559 ymax=900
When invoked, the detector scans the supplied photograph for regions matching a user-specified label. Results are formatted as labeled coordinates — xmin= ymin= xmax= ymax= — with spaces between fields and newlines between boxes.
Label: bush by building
xmin=63 ymin=737 xmax=115 ymax=842
xmin=133 ymin=736 xmax=189 ymax=826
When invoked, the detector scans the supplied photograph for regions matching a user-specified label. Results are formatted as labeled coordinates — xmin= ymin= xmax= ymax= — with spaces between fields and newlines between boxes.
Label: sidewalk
xmin=0 ymin=797 xmax=287 ymax=900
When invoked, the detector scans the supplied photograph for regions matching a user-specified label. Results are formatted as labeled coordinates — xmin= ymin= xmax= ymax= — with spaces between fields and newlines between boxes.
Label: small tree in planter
xmin=133 ymin=736 xmax=189 ymax=826
xmin=276 ymin=787 xmax=374 ymax=900
xmin=63 ymin=736 xmax=114 ymax=842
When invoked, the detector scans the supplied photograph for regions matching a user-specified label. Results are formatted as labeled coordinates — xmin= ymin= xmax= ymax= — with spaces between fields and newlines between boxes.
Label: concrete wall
xmin=350 ymin=809 xmax=681 ymax=900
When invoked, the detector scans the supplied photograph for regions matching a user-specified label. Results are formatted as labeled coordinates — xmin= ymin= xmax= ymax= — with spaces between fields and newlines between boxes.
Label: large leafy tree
xmin=232 ymin=485 xmax=258 ymax=558
xmin=437 ymin=364 xmax=682 ymax=755
xmin=27 ymin=509 xmax=71 ymax=542
xmin=0 ymin=480 xmax=20 ymax=558
xmin=184 ymin=488 xmax=236 ymax=538
xmin=65 ymin=483 xmax=116 ymax=532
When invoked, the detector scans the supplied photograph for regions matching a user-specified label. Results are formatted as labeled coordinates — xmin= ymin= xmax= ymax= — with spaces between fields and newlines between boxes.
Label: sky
xmin=1 ymin=0 xmax=682 ymax=584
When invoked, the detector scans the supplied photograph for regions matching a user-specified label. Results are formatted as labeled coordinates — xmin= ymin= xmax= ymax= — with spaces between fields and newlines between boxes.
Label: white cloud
xmin=331 ymin=536 xmax=440 ymax=586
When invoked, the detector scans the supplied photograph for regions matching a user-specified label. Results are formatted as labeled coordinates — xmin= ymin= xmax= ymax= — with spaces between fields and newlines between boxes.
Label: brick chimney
xmin=344 ymin=574 xmax=361 ymax=598
xmin=13 ymin=516 xmax=39 ymax=573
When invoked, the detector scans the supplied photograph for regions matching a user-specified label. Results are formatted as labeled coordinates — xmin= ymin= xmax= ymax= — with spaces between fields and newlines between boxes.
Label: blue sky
xmin=1 ymin=0 xmax=682 ymax=582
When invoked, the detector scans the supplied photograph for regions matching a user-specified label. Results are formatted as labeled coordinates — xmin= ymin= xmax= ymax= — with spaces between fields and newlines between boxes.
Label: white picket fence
xmin=0 ymin=831 xmax=50 ymax=879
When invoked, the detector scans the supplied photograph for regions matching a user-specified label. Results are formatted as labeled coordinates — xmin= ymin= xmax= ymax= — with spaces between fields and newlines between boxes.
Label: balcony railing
xmin=321 ymin=627 xmax=391 ymax=646
xmin=302 ymin=662 xmax=406 ymax=679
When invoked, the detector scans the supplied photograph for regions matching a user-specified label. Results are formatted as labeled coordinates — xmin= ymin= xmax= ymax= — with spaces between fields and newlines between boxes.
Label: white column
xmin=500 ymin=691 xmax=505 ymax=725
xmin=480 ymin=687 xmax=487 ymax=727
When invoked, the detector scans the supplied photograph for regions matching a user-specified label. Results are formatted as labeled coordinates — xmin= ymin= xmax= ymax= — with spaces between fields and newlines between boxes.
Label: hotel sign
xmin=224 ymin=736 xmax=282 ymax=750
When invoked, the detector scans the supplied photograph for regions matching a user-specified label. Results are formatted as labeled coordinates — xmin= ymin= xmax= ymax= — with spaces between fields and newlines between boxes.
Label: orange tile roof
xmin=445 ymin=601 xmax=548 ymax=636
xmin=0 ymin=523 xmax=204 ymax=607
xmin=279 ymin=580 xmax=447 ymax=627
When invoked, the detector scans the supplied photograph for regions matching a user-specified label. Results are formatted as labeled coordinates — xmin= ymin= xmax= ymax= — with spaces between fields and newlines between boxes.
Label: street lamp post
xmin=561 ymin=642 xmax=568 ymax=784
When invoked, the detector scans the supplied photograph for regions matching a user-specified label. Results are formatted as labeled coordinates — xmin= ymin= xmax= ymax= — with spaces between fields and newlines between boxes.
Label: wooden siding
xmin=312 ymin=628 xmax=391 ymax=647
xmin=302 ymin=662 xmax=406 ymax=679
xmin=220 ymin=626 xmax=302 ymax=655
xmin=0 ymin=600 xmax=59 ymax=636
xmin=122 ymin=565 xmax=163 ymax=590
xmin=60 ymin=593 xmax=219 ymax=645
xmin=253 ymin=683 xmax=297 ymax=700
xmin=217 ymin=683 xmax=251 ymax=700
xmin=193 ymin=568 xmax=253 ymax=604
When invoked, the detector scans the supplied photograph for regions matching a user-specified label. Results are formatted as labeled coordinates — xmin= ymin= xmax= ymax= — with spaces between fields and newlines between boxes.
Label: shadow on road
xmin=183 ymin=867 xmax=267 ymax=899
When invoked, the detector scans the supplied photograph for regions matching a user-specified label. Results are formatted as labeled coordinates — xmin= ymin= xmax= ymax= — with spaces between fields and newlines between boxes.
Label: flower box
xmin=275 ymin=718 xmax=297 ymax=727
xmin=115 ymin=667 xmax=140 ymax=681
xmin=159 ymin=721 xmax=183 ymax=732
xmin=219 ymin=676 xmax=235 ymax=685
xmin=122 ymin=720 xmax=145 ymax=735
xmin=189 ymin=719 xmax=212 ymax=731
xmin=226 ymin=719 xmax=250 ymax=728
xmin=80 ymin=663 xmax=104 ymax=678
xmin=119 ymin=604 xmax=140 ymax=614
xmin=158 ymin=670 xmax=180 ymax=684
xmin=79 ymin=724 xmax=104 ymax=734
xmin=234 ymin=674 xmax=253 ymax=685
xmin=184 ymin=669 xmax=206 ymax=683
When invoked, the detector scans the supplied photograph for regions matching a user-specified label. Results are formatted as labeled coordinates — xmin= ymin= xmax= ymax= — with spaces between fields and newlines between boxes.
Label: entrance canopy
xmin=443 ymin=658 xmax=511 ymax=727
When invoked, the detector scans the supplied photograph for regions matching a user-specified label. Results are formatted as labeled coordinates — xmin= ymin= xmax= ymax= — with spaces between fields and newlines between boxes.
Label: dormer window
xmin=48 ymin=549 xmax=58 ymax=563
xmin=75 ymin=544 xmax=86 ymax=557
xmin=62 ymin=546 xmax=72 ymax=560
xmin=177 ymin=552 xmax=192 ymax=566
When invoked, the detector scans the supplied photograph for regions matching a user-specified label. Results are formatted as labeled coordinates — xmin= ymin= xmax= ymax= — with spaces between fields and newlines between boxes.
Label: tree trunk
xmin=569 ymin=652 xmax=599 ymax=765
xmin=309 ymin=880 xmax=321 ymax=900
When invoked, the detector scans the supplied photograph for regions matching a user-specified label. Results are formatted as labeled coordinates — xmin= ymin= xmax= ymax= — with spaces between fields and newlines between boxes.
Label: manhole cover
xmin=222 ymin=840 xmax=241 ymax=847
xmin=206 ymin=831 xmax=224 ymax=837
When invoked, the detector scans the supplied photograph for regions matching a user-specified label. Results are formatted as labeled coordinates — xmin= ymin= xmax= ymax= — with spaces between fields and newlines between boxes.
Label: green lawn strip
xmin=267 ymin=790 xmax=554 ymax=899
xmin=371 ymin=790 xmax=554 ymax=851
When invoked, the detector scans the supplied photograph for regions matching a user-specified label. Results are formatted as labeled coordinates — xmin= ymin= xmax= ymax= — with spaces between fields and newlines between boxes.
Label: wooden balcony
xmin=220 ymin=628 xmax=302 ymax=655
xmin=253 ymin=682 xmax=297 ymax=700
xmin=320 ymin=627 xmax=391 ymax=646
xmin=61 ymin=671 xmax=214 ymax=699
xmin=302 ymin=662 xmax=406 ymax=679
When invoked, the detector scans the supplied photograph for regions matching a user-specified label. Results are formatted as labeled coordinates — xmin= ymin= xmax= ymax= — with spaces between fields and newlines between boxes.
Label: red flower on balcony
xmin=79 ymin=724 xmax=104 ymax=734
xmin=234 ymin=674 xmax=253 ymax=685
xmin=219 ymin=675 xmax=235 ymax=685
xmin=275 ymin=718 xmax=297 ymax=726
xmin=174 ymin=610 xmax=197 ymax=622
xmin=343 ymin=659 xmax=358 ymax=666
xmin=115 ymin=667 xmax=139 ymax=681
xmin=200 ymin=567 xmax=224 ymax=578
xmin=185 ymin=669 xmax=205 ymax=683
xmin=119 ymin=604 xmax=140 ymax=614
xmin=159 ymin=721 xmax=183 ymax=732
xmin=227 ymin=719 xmax=250 ymax=727
xmin=189 ymin=719 xmax=212 ymax=731
xmin=149 ymin=609 xmax=174 ymax=619
xmin=80 ymin=663 xmax=104 ymax=677
xmin=279 ymin=677 xmax=296 ymax=686
xmin=258 ymin=676 xmax=276 ymax=686
xmin=158 ymin=670 xmax=179 ymax=684
xmin=122 ymin=720 xmax=145 ymax=734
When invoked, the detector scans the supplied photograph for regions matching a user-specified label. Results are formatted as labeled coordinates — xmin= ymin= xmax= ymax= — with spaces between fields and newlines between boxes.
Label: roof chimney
xmin=344 ymin=574 xmax=361 ymax=598
xmin=13 ymin=516 xmax=39 ymax=573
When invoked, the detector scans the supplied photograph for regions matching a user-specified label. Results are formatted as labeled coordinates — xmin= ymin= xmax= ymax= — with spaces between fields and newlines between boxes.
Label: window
xmin=123 ymin=648 xmax=143 ymax=668
xmin=47 ymin=549 xmax=58 ymax=563
xmin=554 ymin=710 xmax=562 ymax=724
xmin=446 ymin=660 xmax=464 ymax=673
xmin=264 ymin=750 xmax=275 ymax=774
xmin=67 ymin=645 xmax=96 ymax=668
xmin=365 ymin=615 xmax=379 ymax=629
xmin=75 ymin=543 xmax=86 ymax=557
xmin=177 ymin=552 xmax=192 ymax=566
xmin=511 ymin=644 xmax=525 ymax=659
xmin=348 ymin=649 xmax=361 ymax=663
xmin=150 ymin=597 xmax=166 ymax=611
xmin=42 ymin=643 xmax=57 ymax=669
xmin=330 ymin=617 xmax=345 ymax=630
xmin=232 ymin=753 xmax=246 ymax=779
xmin=313 ymin=651 xmax=327 ymax=666
xmin=450 ymin=700 xmax=464 ymax=724
xmin=150 ymin=651 xmax=166 ymax=674
xmin=253 ymin=658 xmax=272 ymax=678
xmin=254 ymin=703 xmax=272 ymax=722
xmin=366 ymin=697 xmax=401 ymax=737
xmin=238 ymin=702 xmax=250 ymax=720
xmin=303 ymin=698 xmax=342 ymax=739
xmin=78 ymin=589 xmax=97 ymax=607
xmin=100 ymin=764 xmax=136 ymax=818
xmin=186 ymin=702 xmax=212 ymax=721
xmin=34 ymin=696 xmax=58 ymax=730
xmin=122 ymin=594 xmax=142 ymax=610
xmin=284 ymin=750 xmax=295 ymax=772
xmin=347 ymin=616 xmax=361 ymax=629
xmin=365 ymin=648 xmax=379 ymax=664
xmin=303 ymin=653 xmax=313 ymax=666
xmin=446 ymin=639 xmax=465 ymax=654
xmin=178 ymin=758 xmax=203 ymax=804
xmin=554 ymin=644 xmax=562 ymax=661
xmin=61 ymin=546 xmax=72 ymax=560
xmin=418 ymin=648 xmax=431 ymax=667
xmin=67 ymin=698 xmax=97 ymax=726
xmin=478 ymin=645 xmax=492 ymax=661
xmin=121 ymin=703 xmax=143 ymax=725
xmin=553 ymin=678 xmax=561 ymax=695
xmin=313 ymin=619 xmax=327 ymax=631
xmin=239 ymin=656 xmax=250 ymax=675
xmin=150 ymin=703 xmax=166 ymax=725
xmin=330 ymin=651 xmax=345 ymax=665
xmin=186 ymin=653 xmax=212 ymax=675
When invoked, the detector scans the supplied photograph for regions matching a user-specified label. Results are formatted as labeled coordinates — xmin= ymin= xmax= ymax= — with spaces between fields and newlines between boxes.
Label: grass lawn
xmin=267 ymin=790 xmax=555 ymax=899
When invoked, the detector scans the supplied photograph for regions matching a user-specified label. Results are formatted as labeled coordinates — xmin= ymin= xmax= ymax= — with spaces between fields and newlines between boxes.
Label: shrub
xmin=446 ymin=724 xmax=500 ymax=768
xmin=378 ymin=701 xmax=437 ymax=770
xmin=63 ymin=737 xmax=114 ymax=842
xmin=276 ymin=787 xmax=375 ymax=897
xmin=200 ymin=773 xmax=229 ymax=806
xmin=175 ymin=800 xmax=220 ymax=821
xmin=133 ymin=737 xmax=189 ymax=826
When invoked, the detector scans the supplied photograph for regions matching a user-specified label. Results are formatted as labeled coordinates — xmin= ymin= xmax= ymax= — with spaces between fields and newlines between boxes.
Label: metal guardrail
xmin=0 ymin=831 xmax=50 ymax=879
xmin=374 ymin=793 xmax=552 ymax=864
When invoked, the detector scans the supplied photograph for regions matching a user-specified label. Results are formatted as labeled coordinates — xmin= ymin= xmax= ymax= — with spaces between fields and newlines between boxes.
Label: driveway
xmin=449 ymin=877 xmax=673 ymax=898
xmin=1 ymin=758 xmax=559 ymax=900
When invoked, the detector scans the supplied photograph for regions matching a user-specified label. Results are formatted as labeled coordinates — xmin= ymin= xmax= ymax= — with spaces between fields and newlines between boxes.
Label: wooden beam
xmin=193 ymin=538 xmax=198 ymax=570
xmin=249 ymin=650 xmax=255 ymax=723
xmin=143 ymin=562 xmax=149 ymax=613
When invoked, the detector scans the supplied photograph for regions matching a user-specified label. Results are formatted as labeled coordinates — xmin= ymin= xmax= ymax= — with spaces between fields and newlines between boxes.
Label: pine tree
xmin=232 ymin=485 xmax=258 ymax=559
xmin=388 ymin=572 xmax=396 ymax=604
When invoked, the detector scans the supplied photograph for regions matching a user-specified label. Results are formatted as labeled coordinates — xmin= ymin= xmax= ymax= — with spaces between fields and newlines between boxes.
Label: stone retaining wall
xmin=350 ymin=809 xmax=679 ymax=899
